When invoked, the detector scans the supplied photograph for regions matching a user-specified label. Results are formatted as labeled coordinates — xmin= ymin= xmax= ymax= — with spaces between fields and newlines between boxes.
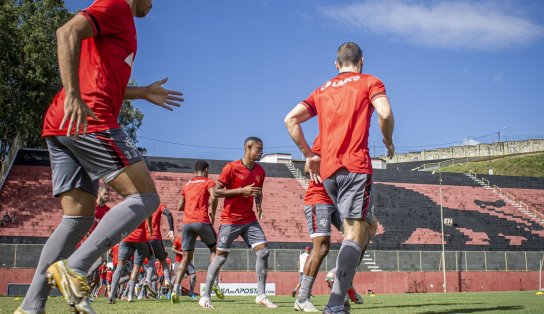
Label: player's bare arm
xmin=371 ymin=96 xmax=395 ymax=159
xmin=213 ymin=182 xmax=261 ymax=198
xmin=255 ymin=193 xmax=264 ymax=220
xmin=56 ymin=14 xmax=98 ymax=137
xmin=177 ymin=196 xmax=185 ymax=211
xmin=208 ymin=187 xmax=218 ymax=225
xmin=171 ymin=247 xmax=183 ymax=255
xmin=284 ymin=103 xmax=321 ymax=183
xmin=124 ymin=78 xmax=183 ymax=110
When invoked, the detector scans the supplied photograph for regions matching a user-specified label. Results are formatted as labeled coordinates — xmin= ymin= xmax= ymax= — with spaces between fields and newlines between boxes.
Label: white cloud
xmin=319 ymin=1 xmax=544 ymax=50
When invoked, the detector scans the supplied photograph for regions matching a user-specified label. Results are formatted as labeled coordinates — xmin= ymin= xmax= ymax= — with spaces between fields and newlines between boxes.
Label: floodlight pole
xmin=439 ymin=169 xmax=447 ymax=293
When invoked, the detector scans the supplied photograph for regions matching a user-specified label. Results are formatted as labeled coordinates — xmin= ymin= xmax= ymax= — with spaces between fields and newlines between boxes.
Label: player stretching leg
xmin=146 ymin=203 xmax=175 ymax=290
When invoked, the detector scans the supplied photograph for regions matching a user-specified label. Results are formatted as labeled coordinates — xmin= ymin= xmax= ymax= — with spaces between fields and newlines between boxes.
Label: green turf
xmin=440 ymin=152 xmax=544 ymax=177
xmin=2 ymin=291 xmax=544 ymax=313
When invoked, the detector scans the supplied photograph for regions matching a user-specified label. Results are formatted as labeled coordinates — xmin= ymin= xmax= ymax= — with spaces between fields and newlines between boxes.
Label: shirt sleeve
xmin=369 ymin=76 xmax=387 ymax=102
xmin=80 ymin=0 xmax=129 ymax=36
xmin=218 ymin=164 xmax=232 ymax=187
xmin=301 ymin=91 xmax=317 ymax=117
xmin=207 ymin=179 xmax=216 ymax=189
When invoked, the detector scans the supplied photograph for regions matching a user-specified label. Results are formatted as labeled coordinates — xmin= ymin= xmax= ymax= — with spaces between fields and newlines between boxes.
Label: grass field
xmin=2 ymin=291 xmax=544 ymax=314
xmin=440 ymin=152 xmax=544 ymax=177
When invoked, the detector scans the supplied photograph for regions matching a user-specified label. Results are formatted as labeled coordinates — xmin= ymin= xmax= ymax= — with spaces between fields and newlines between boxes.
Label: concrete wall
xmin=388 ymin=139 xmax=544 ymax=163
xmin=1 ymin=268 xmax=540 ymax=296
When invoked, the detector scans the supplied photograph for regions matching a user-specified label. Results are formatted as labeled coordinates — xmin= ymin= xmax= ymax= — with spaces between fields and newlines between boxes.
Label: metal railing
xmin=1 ymin=244 xmax=542 ymax=273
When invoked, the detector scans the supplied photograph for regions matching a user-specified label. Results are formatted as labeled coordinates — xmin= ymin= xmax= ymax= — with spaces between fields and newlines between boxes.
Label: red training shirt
xmin=218 ymin=160 xmax=265 ymax=225
xmin=181 ymin=176 xmax=215 ymax=224
xmin=147 ymin=203 xmax=166 ymax=240
xmin=302 ymin=72 xmax=386 ymax=179
xmin=42 ymin=0 xmax=137 ymax=136
xmin=99 ymin=264 xmax=107 ymax=279
xmin=172 ymin=236 xmax=183 ymax=263
xmin=106 ymin=270 xmax=113 ymax=282
xmin=89 ymin=203 xmax=110 ymax=234
xmin=123 ymin=220 xmax=148 ymax=243
xmin=110 ymin=244 xmax=119 ymax=267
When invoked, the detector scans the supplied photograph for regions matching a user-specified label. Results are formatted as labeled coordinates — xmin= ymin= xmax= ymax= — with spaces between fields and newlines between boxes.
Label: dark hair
xmin=244 ymin=136 xmax=263 ymax=146
xmin=337 ymin=42 xmax=363 ymax=67
xmin=194 ymin=160 xmax=209 ymax=172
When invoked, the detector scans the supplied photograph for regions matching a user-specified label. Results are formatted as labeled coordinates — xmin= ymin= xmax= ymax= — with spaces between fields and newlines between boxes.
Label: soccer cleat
xmin=127 ymin=294 xmax=134 ymax=303
xmin=171 ymin=292 xmax=179 ymax=304
xmin=46 ymin=260 xmax=95 ymax=314
xmin=199 ymin=296 xmax=214 ymax=309
xmin=143 ymin=281 xmax=157 ymax=298
xmin=107 ymin=298 xmax=116 ymax=304
xmin=255 ymin=295 xmax=278 ymax=309
xmin=14 ymin=307 xmax=45 ymax=314
xmin=189 ymin=292 xmax=198 ymax=300
xmin=323 ymin=305 xmax=350 ymax=314
xmin=211 ymin=283 xmax=224 ymax=300
xmin=354 ymin=292 xmax=363 ymax=304
xmin=294 ymin=299 xmax=319 ymax=312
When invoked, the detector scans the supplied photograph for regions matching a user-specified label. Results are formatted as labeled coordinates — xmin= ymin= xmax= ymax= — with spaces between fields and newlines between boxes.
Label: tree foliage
xmin=0 ymin=0 xmax=145 ymax=164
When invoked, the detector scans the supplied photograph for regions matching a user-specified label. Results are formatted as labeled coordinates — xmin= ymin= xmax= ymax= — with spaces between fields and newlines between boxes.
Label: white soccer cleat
xmin=199 ymin=296 xmax=214 ymax=309
xmin=256 ymin=295 xmax=278 ymax=309
xmin=294 ymin=299 xmax=319 ymax=312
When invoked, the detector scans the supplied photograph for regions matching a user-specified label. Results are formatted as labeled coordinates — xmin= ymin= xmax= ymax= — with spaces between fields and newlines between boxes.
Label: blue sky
xmin=65 ymin=0 xmax=544 ymax=160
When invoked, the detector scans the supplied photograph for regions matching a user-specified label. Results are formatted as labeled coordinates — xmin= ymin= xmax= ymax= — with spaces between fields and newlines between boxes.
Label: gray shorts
xmin=304 ymin=204 xmax=343 ymax=238
xmin=323 ymin=168 xmax=374 ymax=222
xmin=45 ymin=128 xmax=143 ymax=197
xmin=149 ymin=239 xmax=167 ymax=261
xmin=182 ymin=222 xmax=217 ymax=251
xmin=119 ymin=241 xmax=154 ymax=266
xmin=217 ymin=221 xmax=267 ymax=252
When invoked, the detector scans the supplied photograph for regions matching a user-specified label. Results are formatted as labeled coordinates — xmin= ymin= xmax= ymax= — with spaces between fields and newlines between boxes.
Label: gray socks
xmin=327 ymin=240 xmax=362 ymax=312
xmin=67 ymin=192 xmax=160 ymax=274
xmin=255 ymin=247 xmax=269 ymax=296
xmin=20 ymin=216 xmax=93 ymax=312
xmin=189 ymin=274 xmax=196 ymax=294
xmin=298 ymin=275 xmax=316 ymax=303
xmin=109 ymin=264 xmax=124 ymax=301
xmin=203 ymin=254 xmax=227 ymax=297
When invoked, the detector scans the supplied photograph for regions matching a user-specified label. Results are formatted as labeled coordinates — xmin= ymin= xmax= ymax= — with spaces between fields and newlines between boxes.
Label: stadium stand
xmin=1 ymin=150 xmax=543 ymax=251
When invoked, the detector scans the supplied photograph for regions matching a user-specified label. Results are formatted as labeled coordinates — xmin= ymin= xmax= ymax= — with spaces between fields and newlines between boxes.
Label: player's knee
xmin=256 ymin=247 xmax=269 ymax=260
xmin=128 ymin=192 xmax=160 ymax=216
xmin=317 ymin=244 xmax=330 ymax=258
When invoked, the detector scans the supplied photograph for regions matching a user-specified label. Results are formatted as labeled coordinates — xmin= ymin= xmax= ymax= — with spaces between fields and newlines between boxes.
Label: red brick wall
xmin=1 ymin=268 xmax=539 ymax=296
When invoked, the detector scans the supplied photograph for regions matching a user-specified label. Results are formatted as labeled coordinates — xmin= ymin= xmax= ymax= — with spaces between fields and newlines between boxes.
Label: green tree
xmin=119 ymin=81 xmax=145 ymax=148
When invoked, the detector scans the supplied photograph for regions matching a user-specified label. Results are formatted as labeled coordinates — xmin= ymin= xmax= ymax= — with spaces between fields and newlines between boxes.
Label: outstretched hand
xmin=144 ymin=78 xmax=183 ymax=110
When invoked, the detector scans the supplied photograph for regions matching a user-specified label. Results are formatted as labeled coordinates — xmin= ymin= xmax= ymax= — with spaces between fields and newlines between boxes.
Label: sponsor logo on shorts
xmin=320 ymin=218 xmax=328 ymax=227
xmin=220 ymin=236 xmax=227 ymax=244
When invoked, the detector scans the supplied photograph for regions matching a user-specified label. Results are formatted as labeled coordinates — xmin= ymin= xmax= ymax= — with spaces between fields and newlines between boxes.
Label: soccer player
xmin=199 ymin=137 xmax=277 ymax=309
xmin=292 ymin=246 xmax=311 ymax=297
xmin=171 ymin=236 xmax=198 ymax=300
xmin=107 ymin=220 xmax=157 ymax=304
xmin=172 ymin=160 xmax=222 ymax=303
xmin=16 ymin=0 xmax=183 ymax=313
xmin=294 ymin=138 xmax=343 ymax=312
xmin=285 ymin=42 xmax=394 ymax=313
xmin=147 ymin=203 xmax=175 ymax=288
